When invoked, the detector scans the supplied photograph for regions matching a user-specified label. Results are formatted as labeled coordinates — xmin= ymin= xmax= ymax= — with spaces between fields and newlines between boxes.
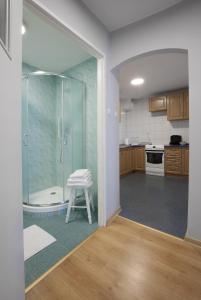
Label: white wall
xmin=106 ymin=73 xmax=120 ymax=219
xmin=120 ymin=98 xmax=189 ymax=145
xmin=0 ymin=0 xmax=120 ymax=298
xmin=27 ymin=0 xmax=120 ymax=222
xmin=112 ymin=0 xmax=201 ymax=240
xmin=0 ymin=1 xmax=25 ymax=300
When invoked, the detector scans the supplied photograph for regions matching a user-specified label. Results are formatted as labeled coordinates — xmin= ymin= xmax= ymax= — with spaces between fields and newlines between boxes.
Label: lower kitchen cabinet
xmin=130 ymin=148 xmax=136 ymax=170
xmin=165 ymin=147 xmax=189 ymax=176
xmin=120 ymin=147 xmax=145 ymax=176
xmin=120 ymin=149 xmax=131 ymax=176
xmin=182 ymin=148 xmax=189 ymax=175
xmin=135 ymin=147 xmax=145 ymax=171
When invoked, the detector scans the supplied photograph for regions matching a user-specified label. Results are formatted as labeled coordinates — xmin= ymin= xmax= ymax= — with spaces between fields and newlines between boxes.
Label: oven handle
xmin=145 ymin=150 xmax=164 ymax=153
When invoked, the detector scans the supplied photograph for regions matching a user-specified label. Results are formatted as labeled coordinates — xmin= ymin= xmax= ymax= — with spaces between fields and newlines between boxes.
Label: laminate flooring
xmin=26 ymin=216 xmax=201 ymax=300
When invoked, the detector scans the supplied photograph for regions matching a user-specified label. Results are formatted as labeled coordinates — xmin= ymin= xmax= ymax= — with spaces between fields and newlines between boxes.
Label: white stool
xmin=65 ymin=181 xmax=94 ymax=224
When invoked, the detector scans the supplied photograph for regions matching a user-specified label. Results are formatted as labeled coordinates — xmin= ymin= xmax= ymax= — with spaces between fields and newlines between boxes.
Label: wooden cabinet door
xmin=182 ymin=148 xmax=189 ymax=175
xmin=183 ymin=90 xmax=189 ymax=120
xmin=125 ymin=149 xmax=132 ymax=172
xmin=120 ymin=149 xmax=132 ymax=175
xmin=165 ymin=159 xmax=182 ymax=175
xmin=120 ymin=150 xmax=126 ymax=175
xmin=135 ymin=147 xmax=145 ymax=171
xmin=120 ymin=147 xmax=145 ymax=175
xmin=120 ymin=150 xmax=129 ymax=175
xmin=167 ymin=91 xmax=184 ymax=120
xmin=130 ymin=148 xmax=136 ymax=171
xmin=149 ymin=96 xmax=167 ymax=112
xmin=165 ymin=148 xmax=182 ymax=175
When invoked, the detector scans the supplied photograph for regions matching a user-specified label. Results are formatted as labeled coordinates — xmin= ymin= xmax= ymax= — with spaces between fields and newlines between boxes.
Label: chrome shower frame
xmin=22 ymin=71 xmax=86 ymax=210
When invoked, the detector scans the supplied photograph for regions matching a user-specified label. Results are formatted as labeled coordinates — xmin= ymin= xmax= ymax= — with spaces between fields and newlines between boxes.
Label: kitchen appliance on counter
xmin=170 ymin=135 xmax=182 ymax=145
xmin=145 ymin=145 xmax=164 ymax=176
xmin=124 ymin=136 xmax=139 ymax=146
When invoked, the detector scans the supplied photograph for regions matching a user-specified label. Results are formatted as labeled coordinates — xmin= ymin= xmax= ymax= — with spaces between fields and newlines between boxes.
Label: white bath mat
xmin=24 ymin=225 xmax=56 ymax=261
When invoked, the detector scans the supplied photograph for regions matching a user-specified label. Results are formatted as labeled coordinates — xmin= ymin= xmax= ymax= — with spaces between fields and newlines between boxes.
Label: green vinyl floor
xmin=24 ymin=209 xmax=98 ymax=287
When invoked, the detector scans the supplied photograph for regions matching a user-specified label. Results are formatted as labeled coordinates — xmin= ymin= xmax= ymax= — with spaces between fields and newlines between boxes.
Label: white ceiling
xmin=118 ymin=51 xmax=188 ymax=100
xmin=23 ymin=6 xmax=91 ymax=73
xmin=81 ymin=0 xmax=184 ymax=32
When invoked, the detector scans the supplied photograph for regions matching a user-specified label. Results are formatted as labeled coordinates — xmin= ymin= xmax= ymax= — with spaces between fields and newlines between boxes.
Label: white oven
xmin=145 ymin=145 xmax=164 ymax=176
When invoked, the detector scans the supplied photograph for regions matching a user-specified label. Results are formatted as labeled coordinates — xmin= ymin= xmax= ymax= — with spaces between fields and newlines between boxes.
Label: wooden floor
xmin=26 ymin=216 xmax=201 ymax=300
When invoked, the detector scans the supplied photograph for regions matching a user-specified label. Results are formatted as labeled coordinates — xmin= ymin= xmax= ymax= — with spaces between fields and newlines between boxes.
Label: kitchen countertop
xmin=120 ymin=144 xmax=189 ymax=149
xmin=164 ymin=144 xmax=189 ymax=148
xmin=119 ymin=144 xmax=146 ymax=149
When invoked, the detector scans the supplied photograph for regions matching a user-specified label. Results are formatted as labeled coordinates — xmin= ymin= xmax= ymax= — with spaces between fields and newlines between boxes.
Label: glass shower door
xmin=22 ymin=73 xmax=86 ymax=206
xmin=62 ymin=77 xmax=86 ymax=201
xmin=25 ymin=74 xmax=63 ymax=205
xmin=22 ymin=77 xmax=29 ymax=204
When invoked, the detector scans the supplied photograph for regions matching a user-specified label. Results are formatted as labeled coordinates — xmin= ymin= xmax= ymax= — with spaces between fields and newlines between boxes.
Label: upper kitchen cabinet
xmin=167 ymin=89 xmax=189 ymax=121
xmin=149 ymin=96 xmax=167 ymax=112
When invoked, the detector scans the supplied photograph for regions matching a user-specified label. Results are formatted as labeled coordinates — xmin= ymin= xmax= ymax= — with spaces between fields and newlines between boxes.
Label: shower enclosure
xmin=22 ymin=72 xmax=86 ymax=212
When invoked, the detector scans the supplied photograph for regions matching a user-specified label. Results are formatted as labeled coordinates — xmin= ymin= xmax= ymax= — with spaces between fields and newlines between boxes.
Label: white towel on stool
xmin=67 ymin=169 xmax=92 ymax=186
xmin=70 ymin=169 xmax=90 ymax=179
xmin=69 ymin=174 xmax=91 ymax=181
xmin=67 ymin=181 xmax=93 ymax=187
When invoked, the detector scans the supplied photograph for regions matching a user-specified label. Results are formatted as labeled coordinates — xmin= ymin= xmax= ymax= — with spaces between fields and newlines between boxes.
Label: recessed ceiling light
xmin=21 ymin=24 xmax=26 ymax=35
xmin=130 ymin=77 xmax=144 ymax=86
xmin=34 ymin=70 xmax=46 ymax=75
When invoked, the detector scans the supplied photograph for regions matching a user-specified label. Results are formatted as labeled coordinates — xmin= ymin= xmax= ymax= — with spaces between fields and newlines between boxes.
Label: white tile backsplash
xmin=119 ymin=98 xmax=189 ymax=145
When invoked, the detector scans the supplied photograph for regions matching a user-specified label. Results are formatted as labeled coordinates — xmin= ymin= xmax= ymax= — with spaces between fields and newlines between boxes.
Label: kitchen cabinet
xmin=131 ymin=148 xmax=136 ymax=170
xmin=183 ymin=89 xmax=189 ymax=120
xmin=120 ymin=150 xmax=126 ymax=176
xmin=167 ymin=89 xmax=189 ymax=121
xmin=149 ymin=96 xmax=167 ymax=112
xmin=135 ymin=147 xmax=145 ymax=171
xmin=148 ymin=89 xmax=189 ymax=121
xmin=120 ymin=147 xmax=145 ymax=176
xmin=120 ymin=148 xmax=132 ymax=176
xmin=182 ymin=148 xmax=189 ymax=175
xmin=165 ymin=147 xmax=189 ymax=176
xmin=165 ymin=148 xmax=182 ymax=175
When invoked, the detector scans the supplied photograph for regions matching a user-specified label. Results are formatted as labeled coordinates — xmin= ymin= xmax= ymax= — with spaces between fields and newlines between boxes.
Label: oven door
xmin=146 ymin=151 xmax=164 ymax=164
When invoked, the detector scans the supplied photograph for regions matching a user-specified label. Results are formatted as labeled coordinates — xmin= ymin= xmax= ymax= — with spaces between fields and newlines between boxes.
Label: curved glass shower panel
xmin=62 ymin=78 xmax=86 ymax=200
xmin=22 ymin=71 xmax=86 ymax=207
xmin=27 ymin=74 xmax=61 ymax=205
xmin=22 ymin=77 xmax=29 ymax=204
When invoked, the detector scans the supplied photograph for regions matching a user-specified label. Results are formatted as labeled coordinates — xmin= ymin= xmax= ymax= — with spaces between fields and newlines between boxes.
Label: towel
xmin=68 ymin=178 xmax=91 ymax=184
xmin=69 ymin=173 xmax=91 ymax=180
xmin=67 ymin=181 xmax=93 ymax=187
xmin=67 ymin=169 xmax=92 ymax=186
xmin=70 ymin=169 xmax=90 ymax=178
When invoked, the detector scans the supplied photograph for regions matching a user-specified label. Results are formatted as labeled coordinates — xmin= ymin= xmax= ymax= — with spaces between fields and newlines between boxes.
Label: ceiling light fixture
xmin=33 ymin=70 xmax=47 ymax=75
xmin=21 ymin=24 xmax=26 ymax=35
xmin=130 ymin=77 xmax=144 ymax=86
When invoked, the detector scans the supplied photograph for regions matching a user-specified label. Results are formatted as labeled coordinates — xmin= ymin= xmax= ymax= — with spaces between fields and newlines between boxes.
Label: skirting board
xmin=185 ymin=237 xmax=201 ymax=248
xmin=106 ymin=207 xmax=121 ymax=226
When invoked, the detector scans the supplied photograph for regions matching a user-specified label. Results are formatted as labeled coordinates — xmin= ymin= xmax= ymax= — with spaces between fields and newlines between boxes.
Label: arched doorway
xmin=116 ymin=49 xmax=189 ymax=238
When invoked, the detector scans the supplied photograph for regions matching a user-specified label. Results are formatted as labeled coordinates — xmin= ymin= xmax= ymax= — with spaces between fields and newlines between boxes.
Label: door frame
xmin=24 ymin=0 xmax=107 ymax=226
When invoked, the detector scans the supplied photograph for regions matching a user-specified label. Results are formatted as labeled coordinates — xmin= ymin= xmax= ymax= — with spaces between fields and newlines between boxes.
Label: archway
xmin=116 ymin=48 xmax=189 ymax=238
